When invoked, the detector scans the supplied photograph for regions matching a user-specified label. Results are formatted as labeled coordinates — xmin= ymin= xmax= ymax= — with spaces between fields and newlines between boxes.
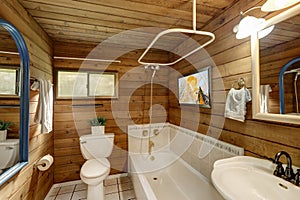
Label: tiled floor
xmin=45 ymin=175 xmax=136 ymax=200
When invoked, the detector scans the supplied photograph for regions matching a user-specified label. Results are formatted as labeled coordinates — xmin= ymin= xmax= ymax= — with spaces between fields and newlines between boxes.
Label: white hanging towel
xmin=260 ymin=84 xmax=272 ymax=113
xmin=224 ymin=87 xmax=251 ymax=122
xmin=34 ymin=79 xmax=53 ymax=134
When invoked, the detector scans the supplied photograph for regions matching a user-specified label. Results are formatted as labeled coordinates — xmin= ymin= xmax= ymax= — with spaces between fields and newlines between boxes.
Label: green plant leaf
xmin=89 ymin=116 xmax=106 ymax=126
xmin=0 ymin=120 xmax=13 ymax=130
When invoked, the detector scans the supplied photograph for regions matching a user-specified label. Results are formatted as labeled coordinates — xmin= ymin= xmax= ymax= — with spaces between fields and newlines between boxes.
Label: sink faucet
xmin=273 ymin=151 xmax=294 ymax=181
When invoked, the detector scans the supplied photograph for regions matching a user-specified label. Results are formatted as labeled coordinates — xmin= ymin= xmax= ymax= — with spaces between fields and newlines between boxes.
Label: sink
xmin=211 ymin=156 xmax=300 ymax=200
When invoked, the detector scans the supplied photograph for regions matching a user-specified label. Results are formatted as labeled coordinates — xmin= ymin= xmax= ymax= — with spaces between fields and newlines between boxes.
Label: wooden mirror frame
xmin=0 ymin=18 xmax=30 ymax=186
xmin=251 ymin=4 xmax=300 ymax=125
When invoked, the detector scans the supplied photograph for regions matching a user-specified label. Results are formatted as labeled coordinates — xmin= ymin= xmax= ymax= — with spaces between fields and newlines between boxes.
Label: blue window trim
xmin=0 ymin=18 xmax=30 ymax=186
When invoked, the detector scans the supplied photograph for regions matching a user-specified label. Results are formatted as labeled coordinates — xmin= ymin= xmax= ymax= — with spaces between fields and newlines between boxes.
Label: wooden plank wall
xmin=53 ymin=43 xmax=169 ymax=183
xmin=0 ymin=0 xmax=53 ymax=199
xmin=169 ymin=0 xmax=300 ymax=167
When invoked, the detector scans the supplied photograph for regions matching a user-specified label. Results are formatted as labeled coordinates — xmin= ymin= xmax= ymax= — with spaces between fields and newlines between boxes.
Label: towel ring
xmin=232 ymin=78 xmax=246 ymax=89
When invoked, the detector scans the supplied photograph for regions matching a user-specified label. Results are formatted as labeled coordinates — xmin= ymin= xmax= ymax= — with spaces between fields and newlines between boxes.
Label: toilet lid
xmin=81 ymin=158 xmax=110 ymax=178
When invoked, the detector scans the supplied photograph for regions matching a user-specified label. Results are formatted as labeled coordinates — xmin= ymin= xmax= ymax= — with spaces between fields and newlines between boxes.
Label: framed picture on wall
xmin=178 ymin=66 xmax=211 ymax=108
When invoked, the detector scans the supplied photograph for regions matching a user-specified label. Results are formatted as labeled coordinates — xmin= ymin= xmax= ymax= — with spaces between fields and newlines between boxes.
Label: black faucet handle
xmin=274 ymin=162 xmax=285 ymax=177
xmin=284 ymin=166 xmax=295 ymax=181
xmin=294 ymin=169 xmax=300 ymax=186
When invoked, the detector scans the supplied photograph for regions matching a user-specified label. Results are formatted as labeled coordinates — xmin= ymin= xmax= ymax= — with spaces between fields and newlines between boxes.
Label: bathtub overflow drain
xmin=153 ymin=177 xmax=158 ymax=181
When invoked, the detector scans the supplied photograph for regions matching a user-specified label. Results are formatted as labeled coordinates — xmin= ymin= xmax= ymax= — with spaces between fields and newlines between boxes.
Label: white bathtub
xmin=129 ymin=151 xmax=224 ymax=200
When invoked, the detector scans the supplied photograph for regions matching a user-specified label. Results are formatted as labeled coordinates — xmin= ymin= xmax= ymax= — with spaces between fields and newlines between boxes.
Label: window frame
xmin=55 ymin=69 xmax=118 ymax=99
xmin=0 ymin=65 xmax=20 ymax=98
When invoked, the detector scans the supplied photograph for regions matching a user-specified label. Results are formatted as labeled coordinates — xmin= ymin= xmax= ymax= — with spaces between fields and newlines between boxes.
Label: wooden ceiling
xmin=18 ymin=0 xmax=237 ymax=47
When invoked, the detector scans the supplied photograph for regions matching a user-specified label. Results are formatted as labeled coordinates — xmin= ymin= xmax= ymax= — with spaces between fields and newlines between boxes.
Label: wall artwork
xmin=178 ymin=66 xmax=211 ymax=108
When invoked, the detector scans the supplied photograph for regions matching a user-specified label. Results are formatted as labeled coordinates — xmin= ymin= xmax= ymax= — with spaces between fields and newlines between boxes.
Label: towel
xmin=224 ymin=87 xmax=251 ymax=122
xmin=34 ymin=79 xmax=53 ymax=134
xmin=260 ymin=85 xmax=272 ymax=113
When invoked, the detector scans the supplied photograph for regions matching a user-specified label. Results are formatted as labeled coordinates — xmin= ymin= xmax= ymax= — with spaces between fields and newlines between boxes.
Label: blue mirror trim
xmin=279 ymin=56 xmax=300 ymax=114
xmin=0 ymin=18 xmax=30 ymax=186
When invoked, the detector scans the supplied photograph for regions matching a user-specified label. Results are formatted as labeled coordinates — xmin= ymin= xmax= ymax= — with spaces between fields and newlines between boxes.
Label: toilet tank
xmin=0 ymin=139 xmax=19 ymax=170
xmin=80 ymin=133 xmax=114 ymax=160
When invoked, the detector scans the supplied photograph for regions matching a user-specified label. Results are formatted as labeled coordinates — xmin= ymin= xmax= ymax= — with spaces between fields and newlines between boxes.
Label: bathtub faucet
xmin=148 ymin=140 xmax=154 ymax=154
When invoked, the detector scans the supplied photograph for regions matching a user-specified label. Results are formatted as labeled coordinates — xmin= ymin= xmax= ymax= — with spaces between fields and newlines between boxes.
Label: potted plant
xmin=89 ymin=116 xmax=107 ymax=135
xmin=0 ymin=120 xmax=13 ymax=142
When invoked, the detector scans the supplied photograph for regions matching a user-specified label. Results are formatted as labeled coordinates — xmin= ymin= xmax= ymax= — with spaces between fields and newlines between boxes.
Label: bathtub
xmin=129 ymin=151 xmax=224 ymax=200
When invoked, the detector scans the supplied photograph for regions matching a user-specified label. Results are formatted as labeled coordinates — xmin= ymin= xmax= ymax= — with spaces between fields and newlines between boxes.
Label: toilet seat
xmin=80 ymin=158 xmax=110 ymax=183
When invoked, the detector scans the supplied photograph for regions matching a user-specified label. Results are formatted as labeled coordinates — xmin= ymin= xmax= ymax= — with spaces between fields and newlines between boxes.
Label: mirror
xmin=0 ymin=18 xmax=29 ymax=186
xmin=251 ymin=5 xmax=300 ymax=124
xmin=0 ymin=25 xmax=20 ymax=97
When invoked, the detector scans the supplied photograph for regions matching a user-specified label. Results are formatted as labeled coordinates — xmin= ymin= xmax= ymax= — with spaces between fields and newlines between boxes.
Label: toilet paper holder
xmin=34 ymin=154 xmax=54 ymax=171
xmin=34 ymin=162 xmax=46 ymax=167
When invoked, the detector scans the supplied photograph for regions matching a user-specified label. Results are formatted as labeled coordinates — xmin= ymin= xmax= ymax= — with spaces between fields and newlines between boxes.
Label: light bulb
xmin=235 ymin=16 xmax=263 ymax=39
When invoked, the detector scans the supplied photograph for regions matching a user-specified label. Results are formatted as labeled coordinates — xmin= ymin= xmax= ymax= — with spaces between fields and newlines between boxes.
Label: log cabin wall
xmin=0 ymin=0 xmax=53 ymax=199
xmin=169 ymin=0 xmax=300 ymax=166
xmin=53 ymin=42 xmax=170 ymax=183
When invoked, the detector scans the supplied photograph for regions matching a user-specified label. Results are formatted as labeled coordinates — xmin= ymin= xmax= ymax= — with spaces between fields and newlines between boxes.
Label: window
xmin=0 ymin=66 xmax=19 ymax=96
xmin=57 ymin=70 xmax=118 ymax=99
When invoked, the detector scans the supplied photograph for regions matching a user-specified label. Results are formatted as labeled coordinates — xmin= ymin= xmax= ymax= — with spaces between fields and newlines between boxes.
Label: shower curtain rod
xmin=284 ymin=68 xmax=300 ymax=74
xmin=0 ymin=50 xmax=19 ymax=55
xmin=54 ymin=56 xmax=121 ymax=63
xmin=138 ymin=0 xmax=215 ymax=66
xmin=0 ymin=51 xmax=121 ymax=63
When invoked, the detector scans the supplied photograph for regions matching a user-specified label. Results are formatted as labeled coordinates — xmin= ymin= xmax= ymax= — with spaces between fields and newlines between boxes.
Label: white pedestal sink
xmin=211 ymin=156 xmax=300 ymax=200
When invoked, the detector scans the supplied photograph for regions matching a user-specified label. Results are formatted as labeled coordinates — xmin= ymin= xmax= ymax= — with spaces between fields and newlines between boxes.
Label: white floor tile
xmin=55 ymin=193 xmax=73 ymax=200
xmin=104 ymin=178 xmax=118 ymax=186
xmin=118 ymin=182 xmax=133 ymax=192
xmin=48 ymin=187 xmax=60 ymax=197
xmin=119 ymin=190 xmax=136 ymax=200
xmin=58 ymin=185 xmax=75 ymax=194
xmin=104 ymin=184 xmax=118 ymax=194
xmin=71 ymin=190 xmax=87 ymax=200
xmin=105 ymin=192 xmax=120 ymax=200
xmin=44 ymin=196 xmax=55 ymax=200
xmin=75 ymin=183 xmax=87 ymax=191
xmin=118 ymin=177 xmax=131 ymax=184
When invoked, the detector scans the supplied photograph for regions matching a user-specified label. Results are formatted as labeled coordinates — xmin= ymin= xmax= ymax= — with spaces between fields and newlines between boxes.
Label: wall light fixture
xmin=233 ymin=0 xmax=299 ymax=39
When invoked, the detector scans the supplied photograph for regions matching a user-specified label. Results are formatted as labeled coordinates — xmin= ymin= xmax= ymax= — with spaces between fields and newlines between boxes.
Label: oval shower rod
xmin=138 ymin=0 xmax=215 ymax=66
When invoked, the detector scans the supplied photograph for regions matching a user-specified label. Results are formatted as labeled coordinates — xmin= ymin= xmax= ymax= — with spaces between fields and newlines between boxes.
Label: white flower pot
xmin=91 ymin=126 xmax=105 ymax=135
xmin=0 ymin=130 xmax=7 ymax=142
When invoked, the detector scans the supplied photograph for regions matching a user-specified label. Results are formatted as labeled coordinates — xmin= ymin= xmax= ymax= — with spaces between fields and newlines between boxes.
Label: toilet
xmin=79 ymin=133 xmax=114 ymax=200
xmin=0 ymin=139 xmax=19 ymax=174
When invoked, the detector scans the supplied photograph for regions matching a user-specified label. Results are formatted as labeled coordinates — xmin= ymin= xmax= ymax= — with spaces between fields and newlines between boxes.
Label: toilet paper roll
xmin=36 ymin=154 xmax=54 ymax=171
